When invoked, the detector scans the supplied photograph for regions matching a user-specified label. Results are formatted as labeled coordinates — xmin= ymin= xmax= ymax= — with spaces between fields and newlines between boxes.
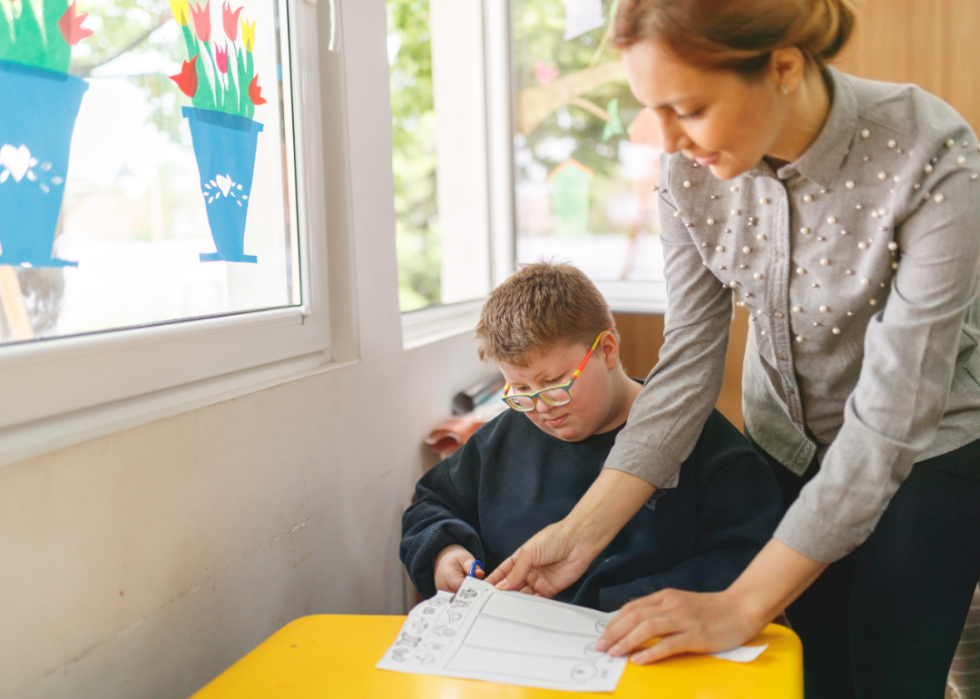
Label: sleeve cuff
xmin=774 ymin=501 xmax=867 ymax=563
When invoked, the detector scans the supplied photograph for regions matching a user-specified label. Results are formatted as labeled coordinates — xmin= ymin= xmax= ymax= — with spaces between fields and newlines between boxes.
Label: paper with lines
xmin=376 ymin=577 xmax=627 ymax=692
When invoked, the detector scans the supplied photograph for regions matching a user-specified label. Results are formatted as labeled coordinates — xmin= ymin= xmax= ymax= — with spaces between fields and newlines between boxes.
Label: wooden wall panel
xmin=834 ymin=0 xmax=980 ymax=133
xmin=614 ymin=308 xmax=749 ymax=431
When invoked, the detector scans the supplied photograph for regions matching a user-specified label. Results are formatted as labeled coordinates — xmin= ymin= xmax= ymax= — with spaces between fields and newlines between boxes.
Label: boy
xmin=401 ymin=262 xmax=781 ymax=611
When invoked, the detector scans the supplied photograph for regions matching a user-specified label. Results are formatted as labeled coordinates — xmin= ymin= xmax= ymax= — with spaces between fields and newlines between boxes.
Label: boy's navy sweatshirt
xmin=401 ymin=407 xmax=782 ymax=611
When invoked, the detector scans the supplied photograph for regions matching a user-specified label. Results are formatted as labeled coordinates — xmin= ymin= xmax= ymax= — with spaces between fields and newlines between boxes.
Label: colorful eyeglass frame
xmin=501 ymin=328 xmax=612 ymax=412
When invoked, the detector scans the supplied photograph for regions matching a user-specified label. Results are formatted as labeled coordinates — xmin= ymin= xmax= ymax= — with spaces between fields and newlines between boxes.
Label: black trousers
xmin=746 ymin=433 xmax=980 ymax=699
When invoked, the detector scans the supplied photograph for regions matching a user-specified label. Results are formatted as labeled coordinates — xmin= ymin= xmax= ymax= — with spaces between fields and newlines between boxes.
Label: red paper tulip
xmin=215 ymin=44 xmax=229 ymax=74
xmin=58 ymin=1 xmax=93 ymax=46
xmin=170 ymin=55 xmax=199 ymax=97
xmin=248 ymin=74 xmax=267 ymax=105
xmin=222 ymin=0 xmax=243 ymax=42
xmin=190 ymin=1 xmax=211 ymax=43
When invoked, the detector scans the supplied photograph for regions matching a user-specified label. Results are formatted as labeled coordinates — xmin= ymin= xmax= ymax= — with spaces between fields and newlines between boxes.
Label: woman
xmin=487 ymin=1 xmax=980 ymax=697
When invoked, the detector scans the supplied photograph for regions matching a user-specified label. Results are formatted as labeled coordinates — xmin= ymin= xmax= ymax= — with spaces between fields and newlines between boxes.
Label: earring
xmin=780 ymin=84 xmax=791 ymax=95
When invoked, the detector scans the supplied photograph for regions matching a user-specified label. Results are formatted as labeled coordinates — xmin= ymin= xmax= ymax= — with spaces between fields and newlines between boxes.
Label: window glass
xmin=0 ymin=0 xmax=299 ymax=345
xmin=510 ymin=0 xmax=664 ymax=282
xmin=387 ymin=0 xmax=440 ymax=312
xmin=388 ymin=0 xmax=491 ymax=313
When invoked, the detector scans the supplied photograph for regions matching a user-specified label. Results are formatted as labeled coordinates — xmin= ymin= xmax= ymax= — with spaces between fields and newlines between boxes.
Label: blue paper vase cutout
xmin=0 ymin=60 xmax=88 ymax=268
xmin=183 ymin=107 xmax=264 ymax=264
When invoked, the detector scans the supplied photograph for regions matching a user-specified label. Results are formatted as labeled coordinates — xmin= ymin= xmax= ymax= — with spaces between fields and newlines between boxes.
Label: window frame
xmin=0 ymin=0 xmax=332 ymax=456
xmin=398 ymin=0 xmax=516 ymax=347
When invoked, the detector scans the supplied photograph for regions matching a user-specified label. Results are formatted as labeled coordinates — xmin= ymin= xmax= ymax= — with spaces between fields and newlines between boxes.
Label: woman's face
xmin=622 ymin=40 xmax=788 ymax=180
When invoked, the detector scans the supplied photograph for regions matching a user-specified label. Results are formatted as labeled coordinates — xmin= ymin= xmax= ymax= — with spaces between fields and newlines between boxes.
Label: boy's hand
xmin=434 ymin=545 xmax=484 ymax=593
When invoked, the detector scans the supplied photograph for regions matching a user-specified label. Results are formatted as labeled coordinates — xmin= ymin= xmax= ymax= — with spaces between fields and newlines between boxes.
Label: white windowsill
xmin=595 ymin=279 xmax=669 ymax=316
xmin=402 ymin=299 xmax=485 ymax=350
xmin=0 ymin=351 xmax=352 ymax=468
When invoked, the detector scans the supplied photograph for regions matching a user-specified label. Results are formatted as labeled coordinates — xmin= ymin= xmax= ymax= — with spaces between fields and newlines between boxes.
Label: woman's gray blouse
xmin=604 ymin=66 xmax=980 ymax=563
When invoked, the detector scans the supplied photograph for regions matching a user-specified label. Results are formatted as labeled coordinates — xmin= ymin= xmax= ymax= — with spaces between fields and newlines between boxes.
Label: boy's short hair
xmin=475 ymin=262 xmax=618 ymax=367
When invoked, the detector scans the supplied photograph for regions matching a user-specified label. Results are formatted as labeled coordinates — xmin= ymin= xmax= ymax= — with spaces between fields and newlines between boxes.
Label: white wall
xmin=0 ymin=2 xmax=493 ymax=697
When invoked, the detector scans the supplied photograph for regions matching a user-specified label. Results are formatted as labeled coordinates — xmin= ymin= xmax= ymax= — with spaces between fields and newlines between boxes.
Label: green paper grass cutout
xmin=169 ymin=0 xmax=263 ymax=119
xmin=0 ymin=0 xmax=93 ymax=73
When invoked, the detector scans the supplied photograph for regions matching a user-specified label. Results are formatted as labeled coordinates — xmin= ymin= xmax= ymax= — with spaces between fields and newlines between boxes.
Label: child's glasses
xmin=501 ymin=329 xmax=611 ymax=412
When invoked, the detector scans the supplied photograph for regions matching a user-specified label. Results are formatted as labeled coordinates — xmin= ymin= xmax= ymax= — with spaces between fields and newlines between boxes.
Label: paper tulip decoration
xmin=170 ymin=1 xmax=267 ymax=263
xmin=0 ymin=0 xmax=94 ymax=267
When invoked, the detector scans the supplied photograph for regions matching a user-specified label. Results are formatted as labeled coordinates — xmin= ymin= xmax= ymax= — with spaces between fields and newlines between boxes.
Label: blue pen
xmin=469 ymin=560 xmax=483 ymax=578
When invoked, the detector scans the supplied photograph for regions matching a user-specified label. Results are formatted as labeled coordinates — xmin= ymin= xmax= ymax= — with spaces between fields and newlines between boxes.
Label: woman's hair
xmin=612 ymin=0 xmax=857 ymax=77
xmin=474 ymin=261 xmax=618 ymax=367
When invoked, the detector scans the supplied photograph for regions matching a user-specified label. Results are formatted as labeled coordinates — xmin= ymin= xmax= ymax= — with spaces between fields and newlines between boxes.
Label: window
xmin=387 ymin=0 xmax=499 ymax=315
xmin=509 ymin=0 xmax=667 ymax=302
xmin=0 ymin=0 xmax=330 ymax=446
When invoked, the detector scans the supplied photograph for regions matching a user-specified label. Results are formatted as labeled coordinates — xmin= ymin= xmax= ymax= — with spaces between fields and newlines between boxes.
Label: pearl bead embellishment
xmin=683 ymin=180 xmax=692 ymax=188
xmin=887 ymin=139 xmax=897 ymax=148
xmin=832 ymin=327 xmax=841 ymax=334
xmin=800 ymin=227 xmax=811 ymax=235
xmin=861 ymin=129 xmax=871 ymax=138
xmin=716 ymin=245 xmax=725 ymax=252
xmin=707 ymin=218 xmax=716 ymax=225
xmin=754 ymin=272 xmax=763 ymax=280
xmin=846 ymin=181 xmax=855 ymax=189
xmin=878 ymin=172 xmax=888 ymax=180
xmin=803 ymin=194 xmax=814 ymax=202
xmin=935 ymin=194 xmax=945 ymax=203
xmin=820 ymin=258 xmax=830 ymax=266
xmin=887 ymin=241 xmax=898 ymax=251
xmin=731 ymin=186 xmax=739 ymax=193
xmin=743 ymin=246 xmax=751 ymax=254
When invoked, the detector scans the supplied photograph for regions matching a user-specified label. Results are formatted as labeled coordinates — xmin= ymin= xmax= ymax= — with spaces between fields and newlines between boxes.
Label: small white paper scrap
xmin=711 ymin=643 xmax=769 ymax=663
xmin=563 ymin=0 xmax=604 ymax=41
xmin=377 ymin=577 xmax=628 ymax=692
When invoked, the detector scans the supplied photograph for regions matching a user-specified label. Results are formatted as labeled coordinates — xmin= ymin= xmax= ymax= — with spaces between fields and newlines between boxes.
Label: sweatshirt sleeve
xmin=400 ymin=437 xmax=486 ymax=598
xmin=602 ymin=154 xmax=735 ymax=489
xmin=598 ymin=413 xmax=782 ymax=611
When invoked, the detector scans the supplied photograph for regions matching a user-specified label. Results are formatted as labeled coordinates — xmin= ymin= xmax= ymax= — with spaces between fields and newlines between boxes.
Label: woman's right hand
xmin=486 ymin=520 xmax=598 ymax=597
xmin=488 ymin=469 xmax=658 ymax=596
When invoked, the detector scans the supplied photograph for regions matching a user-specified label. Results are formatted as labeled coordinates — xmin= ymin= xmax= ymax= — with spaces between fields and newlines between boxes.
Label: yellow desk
xmin=192 ymin=615 xmax=802 ymax=698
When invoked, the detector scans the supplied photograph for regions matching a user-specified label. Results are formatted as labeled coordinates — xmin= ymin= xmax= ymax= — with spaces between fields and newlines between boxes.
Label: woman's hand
xmin=486 ymin=521 xmax=597 ymax=597
xmin=597 ymin=588 xmax=766 ymax=664
xmin=598 ymin=538 xmax=827 ymax=664
xmin=486 ymin=469 xmax=657 ymax=595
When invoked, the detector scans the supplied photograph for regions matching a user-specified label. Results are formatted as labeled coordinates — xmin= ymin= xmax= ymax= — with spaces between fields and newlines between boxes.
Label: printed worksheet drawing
xmin=376 ymin=577 xmax=627 ymax=692
xmin=377 ymin=577 xmax=771 ymax=692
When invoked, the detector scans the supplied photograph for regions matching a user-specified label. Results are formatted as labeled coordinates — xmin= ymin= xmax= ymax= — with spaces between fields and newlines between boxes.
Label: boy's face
xmin=499 ymin=335 xmax=621 ymax=442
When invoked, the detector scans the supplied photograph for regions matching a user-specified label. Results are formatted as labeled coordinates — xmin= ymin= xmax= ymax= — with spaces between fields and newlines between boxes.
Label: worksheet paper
xmin=377 ymin=577 xmax=627 ymax=692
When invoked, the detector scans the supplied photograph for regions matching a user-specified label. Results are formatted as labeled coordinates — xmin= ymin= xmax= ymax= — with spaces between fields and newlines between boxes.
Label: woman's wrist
xmin=726 ymin=538 xmax=828 ymax=627
xmin=562 ymin=468 xmax=657 ymax=557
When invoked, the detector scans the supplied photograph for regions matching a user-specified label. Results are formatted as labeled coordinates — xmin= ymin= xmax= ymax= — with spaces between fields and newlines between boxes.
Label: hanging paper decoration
xmin=601 ymin=98 xmax=625 ymax=142
xmin=170 ymin=0 xmax=266 ymax=263
xmin=548 ymin=159 xmax=594 ymax=238
xmin=534 ymin=61 xmax=560 ymax=87
xmin=563 ymin=0 xmax=604 ymax=41
xmin=0 ymin=0 xmax=92 ymax=268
